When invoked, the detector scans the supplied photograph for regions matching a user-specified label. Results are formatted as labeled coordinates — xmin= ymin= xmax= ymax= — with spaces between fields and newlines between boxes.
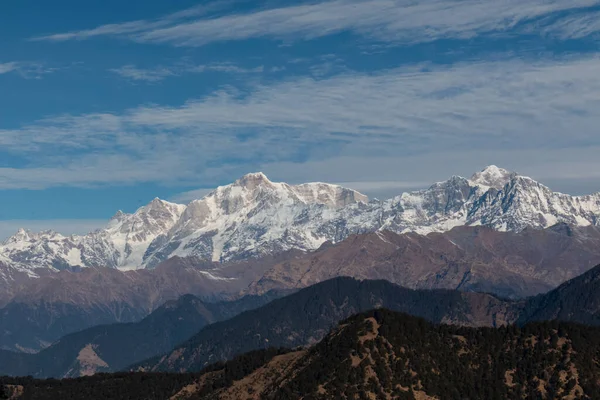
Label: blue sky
xmin=1 ymin=0 xmax=600 ymax=238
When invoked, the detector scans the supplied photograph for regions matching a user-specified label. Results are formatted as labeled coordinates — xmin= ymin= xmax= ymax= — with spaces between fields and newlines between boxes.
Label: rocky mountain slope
xmin=174 ymin=309 xmax=600 ymax=400
xmin=1 ymin=166 xmax=599 ymax=276
xmin=0 ymin=291 xmax=284 ymax=378
xmin=248 ymin=223 xmax=600 ymax=299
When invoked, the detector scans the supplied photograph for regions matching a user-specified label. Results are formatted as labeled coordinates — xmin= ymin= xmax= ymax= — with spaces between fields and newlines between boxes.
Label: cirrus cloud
xmin=1 ymin=55 xmax=600 ymax=191
xmin=110 ymin=62 xmax=265 ymax=82
xmin=32 ymin=0 xmax=600 ymax=47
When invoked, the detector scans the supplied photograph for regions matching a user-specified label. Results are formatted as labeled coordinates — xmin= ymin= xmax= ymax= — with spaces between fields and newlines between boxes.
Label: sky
xmin=1 ymin=0 xmax=600 ymax=239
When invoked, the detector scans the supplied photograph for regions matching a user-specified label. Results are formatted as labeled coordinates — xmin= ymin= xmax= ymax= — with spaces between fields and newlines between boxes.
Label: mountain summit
xmin=1 ymin=167 xmax=599 ymax=274
xmin=143 ymin=173 xmax=368 ymax=265
xmin=469 ymin=165 xmax=515 ymax=189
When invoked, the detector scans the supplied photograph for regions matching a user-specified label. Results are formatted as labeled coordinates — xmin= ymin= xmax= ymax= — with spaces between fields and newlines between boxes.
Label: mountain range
xmin=5 ymin=254 xmax=599 ymax=381
xmin=135 ymin=262 xmax=600 ymax=376
xmin=246 ymin=223 xmax=600 ymax=299
xmin=9 ymin=256 xmax=600 ymax=380
xmin=1 ymin=165 xmax=600 ymax=364
xmin=3 ymin=221 xmax=600 ymax=353
xmin=3 ymin=221 xmax=600 ymax=354
xmin=2 ymin=166 xmax=599 ymax=280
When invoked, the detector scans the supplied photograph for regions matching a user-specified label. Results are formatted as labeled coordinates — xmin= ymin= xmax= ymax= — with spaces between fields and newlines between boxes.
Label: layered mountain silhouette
xmin=3 ymin=262 xmax=600 ymax=379
xmin=0 ymin=252 xmax=289 ymax=352
xmin=136 ymin=263 xmax=600 ymax=375
xmin=134 ymin=277 xmax=518 ymax=374
xmin=0 ymin=291 xmax=285 ymax=378
xmin=4 ymin=309 xmax=600 ymax=399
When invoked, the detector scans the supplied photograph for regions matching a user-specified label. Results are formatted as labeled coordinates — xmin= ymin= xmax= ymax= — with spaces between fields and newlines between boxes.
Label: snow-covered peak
xmin=106 ymin=198 xmax=184 ymax=233
xmin=3 ymin=228 xmax=63 ymax=245
xmin=110 ymin=210 xmax=127 ymax=220
xmin=203 ymin=173 xmax=367 ymax=213
xmin=234 ymin=172 xmax=273 ymax=189
xmin=1 ymin=167 xmax=599 ymax=274
xmin=292 ymin=182 xmax=368 ymax=209
xmin=137 ymin=198 xmax=185 ymax=217
xmin=2 ymin=228 xmax=32 ymax=245
xmin=107 ymin=210 xmax=129 ymax=228
xmin=470 ymin=165 xmax=515 ymax=190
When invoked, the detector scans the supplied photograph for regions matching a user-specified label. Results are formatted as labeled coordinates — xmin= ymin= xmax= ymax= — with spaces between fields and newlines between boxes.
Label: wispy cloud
xmin=32 ymin=0 xmax=600 ymax=47
xmin=535 ymin=9 xmax=600 ymax=39
xmin=109 ymin=65 xmax=178 ymax=82
xmin=30 ymin=1 xmax=235 ymax=42
xmin=190 ymin=63 xmax=264 ymax=74
xmin=123 ymin=56 xmax=600 ymax=145
xmin=110 ymin=62 xmax=264 ymax=82
xmin=0 ymin=62 xmax=20 ymax=74
xmin=1 ymin=54 xmax=600 ymax=189
xmin=0 ymin=61 xmax=57 ymax=79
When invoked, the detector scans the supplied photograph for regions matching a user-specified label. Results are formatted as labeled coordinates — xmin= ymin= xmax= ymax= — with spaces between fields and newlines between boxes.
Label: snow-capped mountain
xmin=0 ymin=199 xmax=185 ymax=274
xmin=142 ymin=172 xmax=368 ymax=267
xmin=1 ymin=166 xmax=599 ymax=274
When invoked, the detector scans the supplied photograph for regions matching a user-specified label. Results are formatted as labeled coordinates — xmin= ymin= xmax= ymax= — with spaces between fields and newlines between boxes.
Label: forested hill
xmin=176 ymin=309 xmax=600 ymax=399
xmin=5 ymin=309 xmax=600 ymax=399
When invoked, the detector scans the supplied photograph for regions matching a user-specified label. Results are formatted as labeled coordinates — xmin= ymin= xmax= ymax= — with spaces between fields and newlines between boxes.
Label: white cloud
xmin=110 ymin=65 xmax=178 ymax=82
xmin=536 ymin=9 xmax=600 ymax=39
xmin=0 ymin=220 xmax=106 ymax=241
xmin=30 ymin=1 xmax=234 ymax=42
xmin=1 ymin=55 xmax=600 ymax=191
xmin=0 ymin=62 xmax=56 ymax=78
xmin=110 ymin=62 xmax=264 ymax=82
xmin=189 ymin=63 xmax=264 ymax=74
xmin=0 ymin=62 xmax=19 ymax=74
xmin=124 ymin=56 xmax=600 ymax=145
xmin=32 ymin=0 xmax=600 ymax=46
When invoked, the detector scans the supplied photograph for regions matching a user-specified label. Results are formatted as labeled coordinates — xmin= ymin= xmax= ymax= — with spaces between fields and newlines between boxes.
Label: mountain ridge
xmin=135 ymin=263 xmax=600 ymax=378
